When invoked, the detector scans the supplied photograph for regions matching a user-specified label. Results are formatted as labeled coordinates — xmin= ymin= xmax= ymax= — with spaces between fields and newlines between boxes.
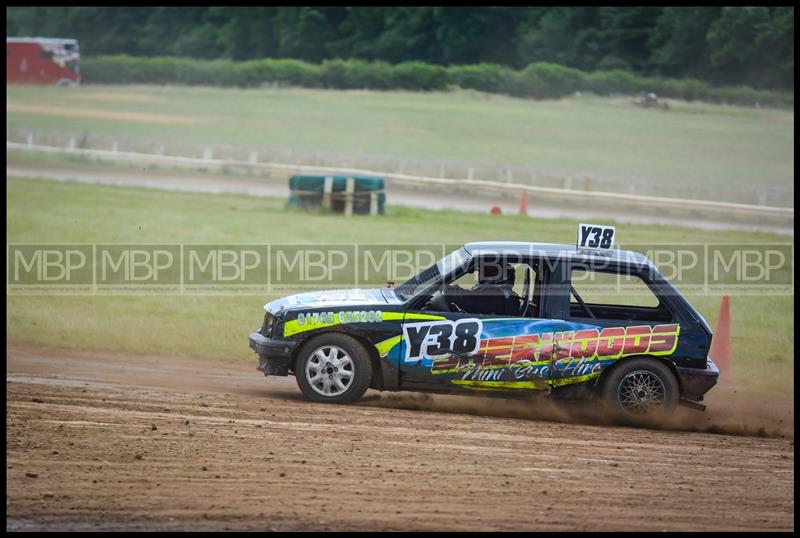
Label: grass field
xmin=6 ymin=84 xmax=794 ymax=189
xmin=6 ymin=176 xmax=793 ymax=397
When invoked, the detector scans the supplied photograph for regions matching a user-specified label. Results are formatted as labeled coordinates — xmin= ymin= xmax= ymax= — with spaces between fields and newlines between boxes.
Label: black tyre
xmin=600 ymin=358 xmax=679 ymax=425
xmin=294 ymin=333 xmax=372 ymax=404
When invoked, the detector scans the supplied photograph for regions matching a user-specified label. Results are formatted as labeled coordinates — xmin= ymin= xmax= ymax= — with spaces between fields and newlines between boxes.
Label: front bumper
xmin=249 ymin=331 xmax=297 ymax=376
xmin=676 ymin=357 xmax=720 ymax=402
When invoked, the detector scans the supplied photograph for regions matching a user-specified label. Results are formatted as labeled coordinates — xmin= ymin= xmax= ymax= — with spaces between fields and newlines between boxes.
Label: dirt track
xmin=6 ymin=344 xmax=795 ymax=531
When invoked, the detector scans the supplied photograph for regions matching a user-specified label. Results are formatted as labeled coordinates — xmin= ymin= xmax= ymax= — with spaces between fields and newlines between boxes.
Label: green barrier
xmin=289 ymin=175 xmax=384 ymax=191
xmin=288 ymin=175 xmax=386 ymax=215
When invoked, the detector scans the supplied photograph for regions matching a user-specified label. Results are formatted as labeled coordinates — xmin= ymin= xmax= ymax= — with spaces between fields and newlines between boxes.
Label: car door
xmin=397 ymin=255 xmax=573 ymax=393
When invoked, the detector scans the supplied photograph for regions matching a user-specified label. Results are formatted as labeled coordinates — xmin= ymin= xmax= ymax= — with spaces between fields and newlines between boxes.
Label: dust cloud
xmin=359 ymin=385 xmax=793 ymax=439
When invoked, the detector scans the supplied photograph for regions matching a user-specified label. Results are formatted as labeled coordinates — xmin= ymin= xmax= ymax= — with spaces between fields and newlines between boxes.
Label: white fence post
xmin=203 ymin=147 xmax=213 ymax=161
xmin=322 ymin=176 xmax=334 ymax=209
xmin=370 ymin=192 xmax=379 ymax=216
xmin=249 ymin=151 xmax=258 ymax=165
xmin=112 ymin=141 xmax=118 ymax=153
xmin=344 ymin=177 xmax=355 ymax=217
xmin=68 ymin=137 xmax=76 ymax=150
xmin=26 ymin=133 xmax=33 ymax=147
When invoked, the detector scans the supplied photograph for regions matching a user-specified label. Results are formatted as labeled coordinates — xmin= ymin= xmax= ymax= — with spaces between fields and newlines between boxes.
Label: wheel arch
xmin=595 ymin=355 xmax=683 ymax=398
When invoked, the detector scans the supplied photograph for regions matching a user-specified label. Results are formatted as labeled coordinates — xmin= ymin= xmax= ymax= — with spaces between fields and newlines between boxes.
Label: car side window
xmin=421 ymin=256 xmax=537 ymax=317
xmin=569 ymin=266 xmax=672 ymax=322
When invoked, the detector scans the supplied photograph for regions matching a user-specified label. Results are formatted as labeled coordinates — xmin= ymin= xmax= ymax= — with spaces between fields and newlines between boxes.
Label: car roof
xmin=463 ymin=241 xmax=653 ymax=267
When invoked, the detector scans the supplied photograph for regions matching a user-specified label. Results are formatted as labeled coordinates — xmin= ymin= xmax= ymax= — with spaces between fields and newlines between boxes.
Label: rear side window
xmin=571 ymin=268 xmax=659 ymax=307
xmin=568 ymin=266 xmax=673 ymax=322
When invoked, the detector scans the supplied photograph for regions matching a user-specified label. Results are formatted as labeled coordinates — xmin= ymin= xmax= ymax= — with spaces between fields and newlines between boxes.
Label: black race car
xmin=249 ymin=232 xmax=718 ymax=424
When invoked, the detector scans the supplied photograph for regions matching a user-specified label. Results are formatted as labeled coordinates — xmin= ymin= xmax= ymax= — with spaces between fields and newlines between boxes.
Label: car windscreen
xmin=394 ymin=247 xmax=471 ymax=300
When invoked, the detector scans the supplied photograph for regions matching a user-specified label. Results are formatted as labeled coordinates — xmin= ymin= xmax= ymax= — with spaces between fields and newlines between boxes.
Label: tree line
xmin=7 ymin=6 xmax=794 ymax=90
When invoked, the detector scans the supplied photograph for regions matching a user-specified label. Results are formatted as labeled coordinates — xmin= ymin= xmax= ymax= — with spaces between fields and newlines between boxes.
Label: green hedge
xmin=81 ymin=55 xmax=793 ymax=108
xmin=81 ymin=55 xmax=239 ymax=86
xmin=391 ymin=61 xmax=448 ymax=91
xmin=319 ymin=59 xmax=391 ymax=90
xmin=237 ymin=58 xmax=322 ymax=88
xmin=447 ymin=63 xmax=514 ymax=94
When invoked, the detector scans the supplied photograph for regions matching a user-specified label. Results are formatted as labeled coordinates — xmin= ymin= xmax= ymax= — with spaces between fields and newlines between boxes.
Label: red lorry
xmin=7 ymin=37 xmax=81 ymax=85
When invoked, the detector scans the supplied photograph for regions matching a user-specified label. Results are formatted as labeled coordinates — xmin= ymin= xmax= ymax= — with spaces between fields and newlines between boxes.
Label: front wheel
xmin=295 ymin=333 xmax=372 ymax=404
xmin=600 ymin=358 xmax=679 ymax=425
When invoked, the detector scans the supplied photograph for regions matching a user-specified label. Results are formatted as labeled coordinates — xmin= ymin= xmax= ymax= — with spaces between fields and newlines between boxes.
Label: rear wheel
xmin=295 ymin=333 xmax=372 ymax=404
xmin=601 ymin=358 xmax=679 ymax=425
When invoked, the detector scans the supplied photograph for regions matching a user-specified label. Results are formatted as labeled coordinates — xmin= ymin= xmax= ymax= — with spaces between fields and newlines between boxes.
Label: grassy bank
xmin=6 ymin=85 xmax=794 ymax=190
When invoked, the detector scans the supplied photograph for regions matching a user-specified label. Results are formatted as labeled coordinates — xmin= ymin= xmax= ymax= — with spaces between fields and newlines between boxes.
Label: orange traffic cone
xmin=518 ymin=190 xmax=528 ymax=216
xmin=709 ymin=295 xmax=733 ymax=385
